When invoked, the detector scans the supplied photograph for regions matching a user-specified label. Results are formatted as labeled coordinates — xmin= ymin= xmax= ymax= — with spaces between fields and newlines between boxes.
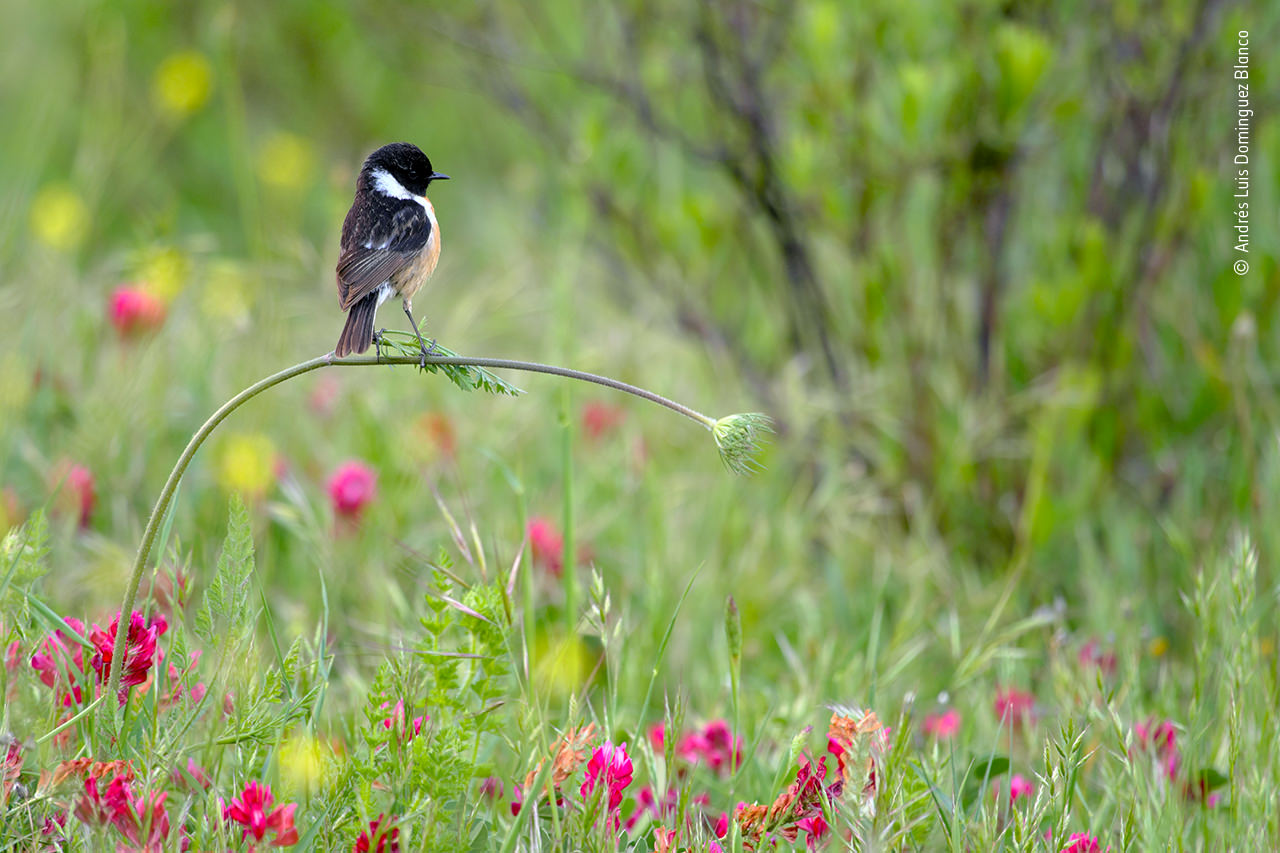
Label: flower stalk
xmin=104 ymin=348 xmax=769 ymax=712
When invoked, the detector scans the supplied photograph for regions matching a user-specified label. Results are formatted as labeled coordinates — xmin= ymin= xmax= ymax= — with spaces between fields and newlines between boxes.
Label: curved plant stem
xmin=105 ymin=352 xmax=719 ymax=708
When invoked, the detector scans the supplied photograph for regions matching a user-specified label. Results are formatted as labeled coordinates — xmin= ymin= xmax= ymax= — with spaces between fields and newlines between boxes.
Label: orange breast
xmin=392 ymin=218 xmax=440 ymax=300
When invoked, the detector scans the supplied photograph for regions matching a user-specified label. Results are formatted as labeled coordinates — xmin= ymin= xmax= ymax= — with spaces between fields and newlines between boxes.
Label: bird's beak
xmin=430 ymin=172 xmax=450 ymax=181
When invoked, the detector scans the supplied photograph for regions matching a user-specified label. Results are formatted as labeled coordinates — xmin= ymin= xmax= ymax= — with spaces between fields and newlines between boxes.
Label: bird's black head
xmin=362 ymin=142 xmax=449 ymax=198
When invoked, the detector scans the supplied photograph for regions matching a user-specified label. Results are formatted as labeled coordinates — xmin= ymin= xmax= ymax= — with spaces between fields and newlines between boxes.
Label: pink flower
xmin=30 ymin=617 xmax=89 ymax=707
xmin=50 ymin=462 xmax=96 ymax=528
xmin=647 ymin=722 xmax=666 ymax=753
xmin=527 ymin=517 xmax=564 ymax=577
xmin=580 ymin=741 xmax=633 ymax=829
xmin=73 ymin=773 xmax=171 ymax=851
xmin=1078 ymin=640 xmax=1117 ymax=676
xmin=1060 ymin=832 xmax=1101 ymax=853
xmin=582 ymin=402 xmax=624 ymax=441
xmin=478 ymin=776 xmax=504 ymax=800
xmin=328 ymin=461 xmax=377 ymax=521
xmin=379 ymin=700 xmax=426 ymax=742
xmin=994 ymin=773 xmax=1034 ymax=805
xmin=676 ymin=720 xmax=743 ymax=776
xmin=353 ymin=814 xmax=400 ymax=852
xmin=714 ymin=811 xmax=728 ymax=838
xmin=88 ymin=611 xmax=168 ymax=705
xmin=994 ymin=687 xmax=1035 ymax=727
xmin=223 ymin=780 xmax=299 ymax=847
xmin=109 ymin=286 xmax=166 ymax=337
xmin=796 ymin=813 xmax=829 ymax=850
xmin=922 ymin=709 xmax=960 ymax=739
xmin=1133 ymin=718 xmax=1180 ymax=781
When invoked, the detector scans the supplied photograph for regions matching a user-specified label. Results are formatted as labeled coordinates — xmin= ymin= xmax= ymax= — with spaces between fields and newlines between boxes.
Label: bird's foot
xmin=417 ymin=339 xmax=437 ymax=369
xmin=373 ymin=329 xmax=388 ymax=362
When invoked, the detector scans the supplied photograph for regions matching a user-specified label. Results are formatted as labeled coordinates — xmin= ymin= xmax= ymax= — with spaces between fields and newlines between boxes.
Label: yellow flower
xmin=257 ymin=132 xmax=315 ymax=191
xmin=136 ymin=246 xmax=190 ymax=303
xmin=153 ymin=51 xmax=213 ymax=117
xmin=216 ymin=433 xmax=277 ymax=497
xmin=278 ymin=733 xmax=331 ymax=798
xmin=201 ymin=260 xmax=252 ymax=328
xmin=1148 ymin=636 xmax=1169 ymax=658
xmin=29 ymin=185 xmax=89 ymax=251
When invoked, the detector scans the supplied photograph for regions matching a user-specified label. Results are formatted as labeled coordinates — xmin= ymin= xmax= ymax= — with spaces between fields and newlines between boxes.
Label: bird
xmin=333 ymin=142 xmax=449 ymax=363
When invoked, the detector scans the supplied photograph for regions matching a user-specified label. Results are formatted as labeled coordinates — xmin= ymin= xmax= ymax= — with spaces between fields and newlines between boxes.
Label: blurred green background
xmin=1 ymin=0 xmax=1277 ymax=714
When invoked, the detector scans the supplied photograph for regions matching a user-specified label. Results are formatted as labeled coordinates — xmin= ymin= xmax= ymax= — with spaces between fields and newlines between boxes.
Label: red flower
xmin=223 ymin=780 xmax=299 ymax=847
xmin=581 ymin=401 xmax=624 ymax=441
xmin=527 ymin=517 xmax=564 ymax=577
xmin=88 ymin=611 xmax=168 ymax=705
xmin=1060 ymin=832 xmax=1102 ymax=853
xmin=328 ymin=461 xmax=377 ymax=521
xmin=478 ymin=776 xmax=504 ymax=800
xmin=796 ymin=813 xmax=829 ymax=850
xmin=922 ymin=709 xmax=960 ymax=739
xmin=353 ymin=814 xmax=400 ymax=853
xmin=30 ymin=617 xmax=89 ymax=707
xmin=580 ymin=741 xmax=633 ymax=829
xmin=109 ymin=286 xmax=166 ymax=337
xmin=993 ymin=687 xmax=1035 ymax=727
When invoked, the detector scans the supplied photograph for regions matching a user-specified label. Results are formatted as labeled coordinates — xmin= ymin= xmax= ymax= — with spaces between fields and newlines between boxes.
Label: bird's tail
xmin=334 ymin=293 xmax=378 ymax=357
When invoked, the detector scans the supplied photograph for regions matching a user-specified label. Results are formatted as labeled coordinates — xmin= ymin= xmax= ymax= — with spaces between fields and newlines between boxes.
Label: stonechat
xmin=333 ymin=142 xmax=449 ymax=362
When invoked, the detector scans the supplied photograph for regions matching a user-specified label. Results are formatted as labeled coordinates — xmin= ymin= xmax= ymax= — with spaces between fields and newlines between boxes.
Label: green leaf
xmin=0 ymin=510 xmax=51 ymax=621
xmin=195 ymin=494 xmax=256 ymax=645
xmin=961 ymin=754 xmax=1010 ymax=809
xmin=1196 ymin=767 xmax=1229 ymax=792
xmin=376 ymin=333 xmax=523 ymax=396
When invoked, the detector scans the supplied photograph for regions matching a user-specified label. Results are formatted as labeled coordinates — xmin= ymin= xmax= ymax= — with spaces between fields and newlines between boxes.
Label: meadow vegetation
xmin=0 ymin=0 xmax=1277 ymax=849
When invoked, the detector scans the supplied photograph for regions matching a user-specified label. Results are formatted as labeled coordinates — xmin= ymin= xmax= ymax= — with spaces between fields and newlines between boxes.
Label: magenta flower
xmin=676 ymin=719 xmax=743 ymax=775
xmin=580 ymin=741 xmax=634 ymax=829
xmin=328 ymin=461 xmax=377 ymax=522
xmin=65 ymin=464 xmax=96 ymax=528
xmin=31 ymin=617 xmax=89 ymax=707
xmin=994 ymin=773 xmax=1034 ymax=805
xmin=73 ymin=773 xmax=172 ymax=851
xmin=1060 ymin=832 xmax=1102 ymax=853
xmin=222 ymin=780 xmax=299 ymax=847
xmin=993 ymin=686 xmax=1035 ymax=727
xmin=1133 ymin=718 xmax=1180 ymax=781
xmin=922 ymin=708 xmax=960 ymax=739
xmin=379 ymin=699 xmax=426 ymax=743
xmin=108 ymin=286 xmax=166 ymax=337
xmin=796 ymin=813 xmax=829 ymax=850
xmin=88 ymin=611 xmax=168 ymax=705
xmin=1078 ymin=640 xmax=1117 ymax=676
xmin=353 ymin=814 xmax=400 ymax=852
xmin=527 ymin=517 xmax=564 ymax=577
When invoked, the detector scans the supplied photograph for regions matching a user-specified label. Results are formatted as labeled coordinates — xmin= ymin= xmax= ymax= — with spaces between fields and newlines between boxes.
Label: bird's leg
xmin=373 ymin=329 xmax=388 ymax=363
xmin=402 ymin=299 xmax=437 ymax=368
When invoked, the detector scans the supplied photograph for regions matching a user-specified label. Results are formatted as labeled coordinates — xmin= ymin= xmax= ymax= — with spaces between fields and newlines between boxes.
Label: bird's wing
xmin=336 ymin=202 xmax=432 ymax=310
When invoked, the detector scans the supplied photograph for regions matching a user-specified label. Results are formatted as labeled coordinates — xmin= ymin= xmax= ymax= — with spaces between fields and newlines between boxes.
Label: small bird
xmin=333 ymin=142 xmax=449 ymax=362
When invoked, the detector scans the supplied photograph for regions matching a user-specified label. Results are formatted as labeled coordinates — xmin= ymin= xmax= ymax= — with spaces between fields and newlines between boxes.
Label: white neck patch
xmin=371 ymin=167 xmax=429 ymax=212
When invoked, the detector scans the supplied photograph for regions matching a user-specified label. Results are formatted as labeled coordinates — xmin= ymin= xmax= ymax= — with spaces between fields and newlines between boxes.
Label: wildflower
xmin=217 ymin=433 xmax=278 ymax=498
xmin=353 ymin=814 xmax=400 ymax=853
xmin=49 ymin=462 xmax=96 ymax=529
xmin=993 ymin=773 xmax=1034 ymax=805
xmin=223 ymin=781 xmax=299 ymax=848
xmin=379 ymin=700 xmax=425 ymax=743
xmin=2 ymin=739 xmax=23 ymax=808
xmin=41 ymin=810 xmax=68 ymax=843
xmin=1078 ymin=640 xmax=1117 ymax=676
xmin=993 ymin=686 xmax=1035 ymax=727
xmin=74 ymin=773 xmax=172 ymax=851
xmin=257 ymin=133 xmax=315 ymax=191
xmin=1132 ymin=718 xmax=1180 ymax=782
xmin=4 ymin=639 xmax=18 ymax=672
xmin=152 ymin=51 xmax=213 ymax=117
xmin=737 ymin=755 xmax=838 ymax=847
xmin=827 ymin=708 xmax=884 ymax=793
xmin=478 ymin=776 xmax=503 ymax=800
xmin=714 ymin=811 xmax=728 ymax=838
xmin=677 ymin=719 xmax=744 ymax=775
xmin=527 ymin=517 xmax=564 ymax=577
xmin=513 ymin=723 xmax=596 ymax=816
xmin=30 ymin=617 xmax=89 ymax=707
xmin=796 ymin=813 xmax=829 ymax=850
xmin=647 ymin=722 xmax=666 ymax=753
xmin=328 ymin=461 xmax=377 ymax=521
xmin=922 ymin=708 xmax=960 ymax=739
xmin=1060 ymin=832 xmax=1102 ymax=853
xmin=170 ymin=758 xmax=212 ymax=791
xmin=109 ymin=286 xmax=166 ymax=337
xmin=581 ymin=741 xmax=634 ymax=830
xmin=30 ymin=185 xmax=89 ymax=251
xmin=88 ymin=611 xmax=167 ymax=705
xmin=582 ymin=401 xmax=624 ymax=440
